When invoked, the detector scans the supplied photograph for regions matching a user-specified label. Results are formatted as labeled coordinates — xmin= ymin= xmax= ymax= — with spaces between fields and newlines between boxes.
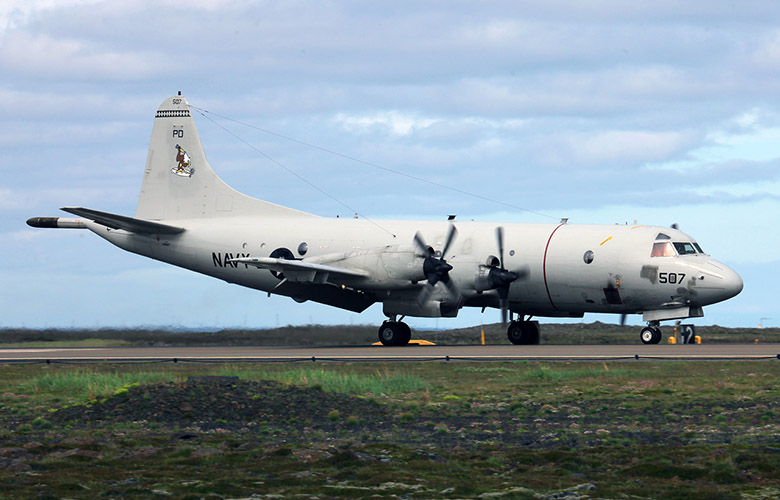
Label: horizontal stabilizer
xmin=61 ymin=207 xmax=185 ymax=235
xmin=230 ymin=256 xmax=369 ymax=282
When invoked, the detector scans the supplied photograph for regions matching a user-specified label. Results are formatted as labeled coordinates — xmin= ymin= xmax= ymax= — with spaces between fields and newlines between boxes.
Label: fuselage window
xmin=655 ymin=233 xmax=671 ymax=240
xmin=583 ymin=250 xmax=594 ymax=264
xmin=651 ymin=241 xmax=676 ymax=257
xmin=673 ymin=242 xmax=697 ymax=255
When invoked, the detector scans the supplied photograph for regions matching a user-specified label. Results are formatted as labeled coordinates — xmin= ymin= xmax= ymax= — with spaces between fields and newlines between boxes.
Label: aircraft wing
xmin=230 ymin=256 xmax=370 ymax=283
xmin=231 ymin=257 xmax=375 ymax=312
xmin=61 ymin=207 xmax=185 ymax=235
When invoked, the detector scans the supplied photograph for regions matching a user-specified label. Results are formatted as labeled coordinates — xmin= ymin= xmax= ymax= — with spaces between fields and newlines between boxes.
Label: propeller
xmin=488 ymin=226 xmax=526 ymax=325
xmin=414 ymin=224 xmax=461 ymax=307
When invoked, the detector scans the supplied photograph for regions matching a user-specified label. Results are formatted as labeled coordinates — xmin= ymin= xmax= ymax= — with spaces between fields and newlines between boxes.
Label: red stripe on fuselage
xmin=543 ymin=223 xmax=566 ymax=310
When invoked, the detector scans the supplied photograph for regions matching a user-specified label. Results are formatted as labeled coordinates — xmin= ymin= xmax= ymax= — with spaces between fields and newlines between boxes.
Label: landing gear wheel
xmin=640 ymin=326 xmax=662 ymax=344
xmin=525 ymin=321 xmax=541 ymax=345
xmin=378 ymin=322 xmax=399 ymax=346
xmin=507 ymin=321 xmax=540 ymax=345
xmin=507 ymin=322 xmax=524 ymax=345
xmin=398 ymin=322 xmax=412 ymax=345
xmin=378 ymin=321 xmax=411 ymax=346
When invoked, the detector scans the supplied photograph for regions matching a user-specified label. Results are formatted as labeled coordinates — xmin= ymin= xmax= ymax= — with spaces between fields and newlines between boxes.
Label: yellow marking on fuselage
xmin=600 ymin=236 xmax=613 ymax=246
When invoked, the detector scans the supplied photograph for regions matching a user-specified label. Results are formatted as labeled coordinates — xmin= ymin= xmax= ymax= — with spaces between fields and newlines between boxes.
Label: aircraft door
xmin=543 ymin=225 xmax=628 ymax=314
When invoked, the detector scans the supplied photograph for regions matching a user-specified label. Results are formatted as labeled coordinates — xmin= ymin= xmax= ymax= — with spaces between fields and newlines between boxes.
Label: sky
xmin=2 ymin=0 xmax=779 ymax=331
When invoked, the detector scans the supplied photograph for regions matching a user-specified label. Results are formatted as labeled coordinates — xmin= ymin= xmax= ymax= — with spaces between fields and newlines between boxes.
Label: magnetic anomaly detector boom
xmin=27 ymin=94 xmax=744 ymax=345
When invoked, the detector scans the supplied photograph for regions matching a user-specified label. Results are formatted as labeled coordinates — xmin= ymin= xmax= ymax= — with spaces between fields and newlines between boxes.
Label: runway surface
xmin=0 ymin=343 xmax=778 ymax=363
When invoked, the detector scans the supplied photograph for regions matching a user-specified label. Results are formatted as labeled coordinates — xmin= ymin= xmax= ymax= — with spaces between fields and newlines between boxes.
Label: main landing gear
xmin=507 ymin=319 xmax=540 ymax=345
xmin=378 ymin=319 xmax=412 ymax=346
xmin=640 ymin=321 xmax=663 ymax=344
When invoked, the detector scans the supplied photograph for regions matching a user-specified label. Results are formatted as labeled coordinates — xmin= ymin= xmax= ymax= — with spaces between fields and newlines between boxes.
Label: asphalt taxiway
xmin=0 ymin=344 xmax=777 ymax=363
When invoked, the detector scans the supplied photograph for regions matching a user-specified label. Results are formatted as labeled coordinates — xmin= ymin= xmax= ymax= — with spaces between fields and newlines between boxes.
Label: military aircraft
xmin=27 ymin=94 xmax=743 ymax=345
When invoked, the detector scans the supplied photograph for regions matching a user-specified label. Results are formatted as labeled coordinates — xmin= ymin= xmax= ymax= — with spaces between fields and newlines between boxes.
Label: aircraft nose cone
xmin=701 ymin=259 xmax=743 ymax=303
xmin=721 ymin=265 xmax=744 ymax=300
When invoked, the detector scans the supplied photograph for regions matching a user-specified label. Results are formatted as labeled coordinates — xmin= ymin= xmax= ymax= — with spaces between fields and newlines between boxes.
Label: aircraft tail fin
xmin=136 ymin=95 xmax=315 ymax=221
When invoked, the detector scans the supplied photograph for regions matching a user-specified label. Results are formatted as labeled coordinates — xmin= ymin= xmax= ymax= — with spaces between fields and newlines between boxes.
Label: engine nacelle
xmin=447 ymin=254 xmax=501 ymax=295
xmin=308 ymin=245 xmax=424 ymax=290
xmin=378 ymin=246 xmax=426 ymax=282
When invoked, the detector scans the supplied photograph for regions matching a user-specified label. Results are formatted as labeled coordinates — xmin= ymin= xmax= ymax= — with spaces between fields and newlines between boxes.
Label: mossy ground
xmin=0 ymin=360 xmax=778 ymax=499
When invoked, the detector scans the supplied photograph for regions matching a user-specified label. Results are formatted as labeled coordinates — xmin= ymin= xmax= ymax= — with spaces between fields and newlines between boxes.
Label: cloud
xmin=6 ymin=228 xmax=46 ymax=242
xmin=562 ymin=130 xmax=699 ymax=166
xmin=0 ymin=0 xmax=101 ymax=34
xmin=2 ymin=0 xmax=779 ymax=328
xmin=0 ymin=187 xmax=21 ymax=209
xmin=334 ymin=111 xmax=439 ymax=137
xmin=0 ymin=87 xmax=155 ymax=121
xmin=748 ymin=28 xmax=780 ymax=73
xmin=0 ymin=32 xmax=165 ymax=80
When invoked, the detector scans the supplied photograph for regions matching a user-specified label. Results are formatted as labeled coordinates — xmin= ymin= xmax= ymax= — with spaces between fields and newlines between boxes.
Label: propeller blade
xmin=495 ymin=276 xmax=511 ymax=326
xmin=620 ymin=313 xmax=627 ymax=326
xmin=440 ymin=224 xmax=458 ymax=259
xmin=413 ymin=232 xmax=431 ymax=257
xmin=514 ymin=265 xmax=530 ymax=280
xmin=493 ymin=228 xmax=525 ymax=326
xmin=416 ymin=283 xmax=434 ymax=307
xmin=441 ymin=275 xmax=462 ymax=306
xmin=496 ymin=226 xmax=505 ymax=270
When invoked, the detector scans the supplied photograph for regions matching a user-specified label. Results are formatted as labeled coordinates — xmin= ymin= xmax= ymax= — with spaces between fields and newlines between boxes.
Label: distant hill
xmin=0 ymin=322 xmax=777 ymax=346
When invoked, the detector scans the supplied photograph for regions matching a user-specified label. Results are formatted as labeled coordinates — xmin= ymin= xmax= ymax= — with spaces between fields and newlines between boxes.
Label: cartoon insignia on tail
xmin=172 ymin=144 xmax=195 ymax=177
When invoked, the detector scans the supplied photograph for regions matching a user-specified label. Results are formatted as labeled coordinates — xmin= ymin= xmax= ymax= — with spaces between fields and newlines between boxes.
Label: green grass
xmin=14 ymin=367 xmax=181 ymax=405
xmin=463 ymin=362 xmax=631 ymax=382
xmin=214 ymin=365 xmax=428 ymax=395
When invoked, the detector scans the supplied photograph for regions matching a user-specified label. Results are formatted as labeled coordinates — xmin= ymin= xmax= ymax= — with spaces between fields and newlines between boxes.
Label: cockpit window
xmin=652 ymin=239 xmax=703 ymax=257
xmin=673 ymin=242 xmax=697 ymax=255
xmin=651 ymin=241 xmax=675 ymax=257
xmin=655 ymin=233 xmax=671 ymax=240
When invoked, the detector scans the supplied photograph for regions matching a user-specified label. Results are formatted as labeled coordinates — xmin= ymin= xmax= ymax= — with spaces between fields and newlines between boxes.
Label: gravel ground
xmin=48 ymin=376 xmax=390 ymax=432
xmin=40 ymin=375 xmax=777 ymax=451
